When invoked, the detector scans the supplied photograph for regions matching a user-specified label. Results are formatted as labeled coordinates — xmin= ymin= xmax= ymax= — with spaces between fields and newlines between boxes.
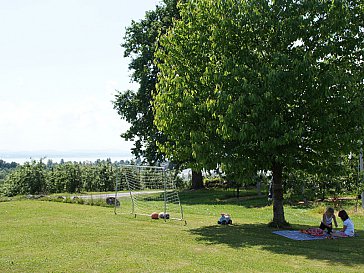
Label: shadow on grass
xmin=179 ymin=189 xmax=270 ymax=208
xmin=179 ymin=189 xmax=339 ymax=210
xmin=188 ymin=223 xmax=364 ymax=266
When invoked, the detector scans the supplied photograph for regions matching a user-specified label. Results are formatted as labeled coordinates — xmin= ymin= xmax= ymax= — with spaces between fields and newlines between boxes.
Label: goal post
xmin=114 ymin=165 xmax=184 ymax=221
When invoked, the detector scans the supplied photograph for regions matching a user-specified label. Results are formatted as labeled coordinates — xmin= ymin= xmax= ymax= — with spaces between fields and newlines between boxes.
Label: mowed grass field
xmin=1 ymin=190 xmax=363 ymax=273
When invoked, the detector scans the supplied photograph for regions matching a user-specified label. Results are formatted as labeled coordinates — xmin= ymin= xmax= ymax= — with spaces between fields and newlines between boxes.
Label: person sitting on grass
xmin=332 ymin=210 xmax=355 ymax=237
xmin=319 ymin=207 xmax=338 ymax=234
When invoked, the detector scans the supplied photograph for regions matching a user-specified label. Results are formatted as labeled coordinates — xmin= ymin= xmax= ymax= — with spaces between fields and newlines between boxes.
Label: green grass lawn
xmin=0 ymin=190 xmax=363 ymax=272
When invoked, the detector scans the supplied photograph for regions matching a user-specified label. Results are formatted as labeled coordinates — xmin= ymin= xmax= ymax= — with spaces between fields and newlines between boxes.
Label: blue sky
xmin=0 ymin=0 xmax=160 ymax=154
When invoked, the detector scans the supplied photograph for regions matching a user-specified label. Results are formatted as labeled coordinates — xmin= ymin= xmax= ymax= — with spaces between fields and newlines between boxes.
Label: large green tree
xmin=154 ymin=0 xmax=364 ymax=226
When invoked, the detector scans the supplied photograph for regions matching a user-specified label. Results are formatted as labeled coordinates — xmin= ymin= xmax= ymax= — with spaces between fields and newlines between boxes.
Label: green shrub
xmin=204 ymin=177 xmax=228 ymax=189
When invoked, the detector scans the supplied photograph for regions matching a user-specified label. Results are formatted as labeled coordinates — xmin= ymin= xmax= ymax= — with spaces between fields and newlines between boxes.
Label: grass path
xmin=0 ymin=192 xmax=364 ymax=272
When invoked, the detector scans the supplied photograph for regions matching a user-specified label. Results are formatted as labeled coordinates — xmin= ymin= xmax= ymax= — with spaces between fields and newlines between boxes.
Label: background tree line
xmin=0 ymin=159 xmax=127 ymax=197
xmin=0 ymin=153 xmax=361 ymax=200
xmin=0 ymin=160 xmax=18 ymax=189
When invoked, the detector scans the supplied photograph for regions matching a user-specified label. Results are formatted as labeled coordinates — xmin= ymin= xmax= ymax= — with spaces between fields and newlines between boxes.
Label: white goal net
xmin=115 ymin=165 xmax=184 ymax=221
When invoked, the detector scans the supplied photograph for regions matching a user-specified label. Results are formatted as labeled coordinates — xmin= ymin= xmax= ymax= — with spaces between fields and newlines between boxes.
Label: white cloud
xmin=0 ymin=94 xmax=132 ymax=152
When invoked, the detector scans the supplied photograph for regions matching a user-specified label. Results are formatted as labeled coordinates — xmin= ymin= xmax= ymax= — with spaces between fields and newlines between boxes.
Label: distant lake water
xmin=0 ymin=152 xmax=133 ymax=164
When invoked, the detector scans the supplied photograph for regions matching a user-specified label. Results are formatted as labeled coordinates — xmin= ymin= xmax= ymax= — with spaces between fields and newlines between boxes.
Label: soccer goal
xmin=114 ymin=165 xmax=184 ymax=222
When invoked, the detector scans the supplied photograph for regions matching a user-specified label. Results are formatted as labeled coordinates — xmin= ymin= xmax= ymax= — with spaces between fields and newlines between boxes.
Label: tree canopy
xmin=154 ymin=0 xmax=364 ymax=225
xmin=113 ymin=0 xmax=182 ymax=164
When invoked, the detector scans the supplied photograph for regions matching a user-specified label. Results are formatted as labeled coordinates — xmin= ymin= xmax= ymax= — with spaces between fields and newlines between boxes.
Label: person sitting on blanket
xmin=319 ymin=207 xmax=338 ymax=234
xmin=332 ymin=210 xmax=355 ymax=237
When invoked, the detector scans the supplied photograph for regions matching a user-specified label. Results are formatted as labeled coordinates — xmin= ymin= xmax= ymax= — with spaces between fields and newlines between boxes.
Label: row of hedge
xmin=1 ymin=160 xmax=127 ymax=196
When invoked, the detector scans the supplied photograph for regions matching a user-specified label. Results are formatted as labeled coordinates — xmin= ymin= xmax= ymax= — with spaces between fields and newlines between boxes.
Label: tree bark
xmin=272 ymin=162 xmax=286 ymax=226
xmin=256 ymin=180 xmax=262 ymax=196
xmin=191 ymin=169 xmax=204 ymax=189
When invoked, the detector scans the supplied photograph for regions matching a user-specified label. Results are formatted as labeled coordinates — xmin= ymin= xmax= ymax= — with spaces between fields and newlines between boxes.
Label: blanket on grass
xmin=272 ymin=230 xmax=329 ymax=240
xmin=273 ymin=229 xmax=359 ymax=240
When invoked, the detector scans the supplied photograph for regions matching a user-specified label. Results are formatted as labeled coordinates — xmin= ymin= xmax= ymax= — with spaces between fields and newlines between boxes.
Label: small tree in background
xmin=113 ymin=0 xmax=205 ymax=189
xmin=113 ymin=0 xmax=182 ymax=164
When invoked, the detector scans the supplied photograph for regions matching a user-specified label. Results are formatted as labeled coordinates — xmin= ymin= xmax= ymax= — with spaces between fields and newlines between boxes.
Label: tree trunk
xmin=191 ymin=169 xmax=204 ymax=189
xmin=256 ymin=180 xmax=262 ymax=196
xmin=271 ymin=162 xmax=287 ymax=227
xmin=302 ymin=184 xmax=307 ymax=206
